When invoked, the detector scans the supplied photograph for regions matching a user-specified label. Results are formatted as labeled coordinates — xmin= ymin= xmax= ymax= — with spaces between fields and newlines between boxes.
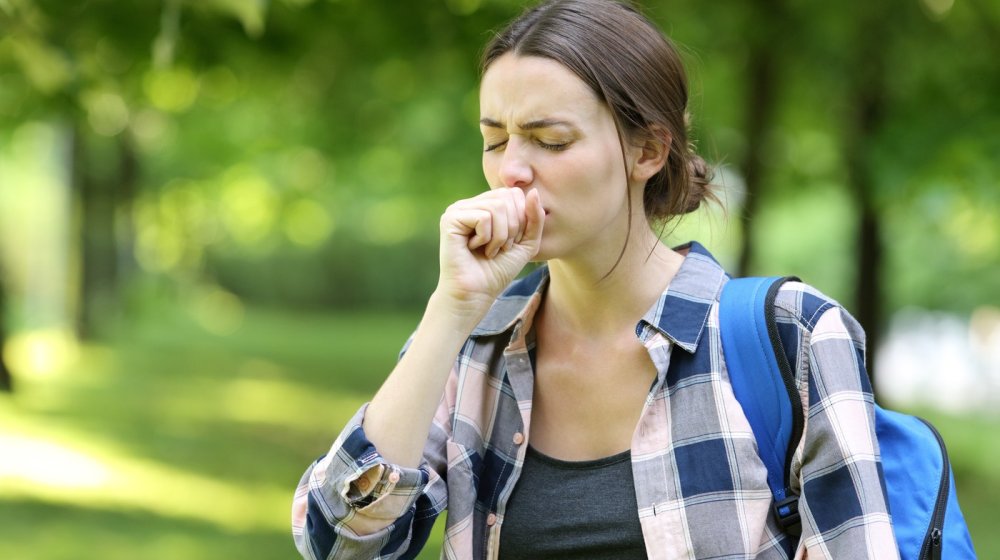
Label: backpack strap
xmin=719 ymin=276 xmax=804 ymax=535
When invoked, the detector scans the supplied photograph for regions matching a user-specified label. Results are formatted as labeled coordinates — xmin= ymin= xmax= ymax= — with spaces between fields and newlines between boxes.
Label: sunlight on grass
xmin=3 ymin=328 xmax=78 ymax=380
xmin=0 ymin=434 xmax=110 ymax=488
xmin=219 ymin=373 xmax=367 ymax=430
xmin=0 ymin=324 xmax=368 ymax=538
xmin=0 ymin=420 xmax=292 ymax=533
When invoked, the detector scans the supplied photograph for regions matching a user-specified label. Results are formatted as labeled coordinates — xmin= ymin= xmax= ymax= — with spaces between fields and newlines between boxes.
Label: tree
xmin=735 ymin=0 xmax=787 ymax=277
xmin=0 ymin=267 xmax=12 ymax=392
xmin=841 ymin=0 xmax=894 ymax=379
xmin=0 ymin=0 xmax=274 ymax=338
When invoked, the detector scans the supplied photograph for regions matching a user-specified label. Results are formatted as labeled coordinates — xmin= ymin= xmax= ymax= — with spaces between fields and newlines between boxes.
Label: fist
xmin=437 ymin=188 xmax=545 ymax=309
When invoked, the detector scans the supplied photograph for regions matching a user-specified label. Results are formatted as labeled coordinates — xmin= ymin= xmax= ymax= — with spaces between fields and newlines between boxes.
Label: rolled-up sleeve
xmin=292 ymin=402 xmax=446 ymax=560
xmin=793 ymin=306 xmax=899 ymax=559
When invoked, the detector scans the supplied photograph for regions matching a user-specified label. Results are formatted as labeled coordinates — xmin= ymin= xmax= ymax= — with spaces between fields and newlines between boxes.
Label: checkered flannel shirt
xmin=292 ymin=241 xmax=898 ymax=559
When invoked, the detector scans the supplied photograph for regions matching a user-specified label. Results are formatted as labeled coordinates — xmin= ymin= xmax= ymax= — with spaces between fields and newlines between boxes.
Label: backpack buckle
xmin=774 ymin=495 xmax=802 ymax=536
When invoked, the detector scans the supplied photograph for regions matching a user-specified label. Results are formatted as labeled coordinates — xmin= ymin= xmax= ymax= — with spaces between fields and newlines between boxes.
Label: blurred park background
xmin=1 ymin=0 xmax=998 ymax=558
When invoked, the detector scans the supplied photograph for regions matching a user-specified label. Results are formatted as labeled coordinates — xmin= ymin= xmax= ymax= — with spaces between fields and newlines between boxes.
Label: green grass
xmin=1 ymin=304 xmax=997 ymax=558
xmin=0 ymin=304 xmax=443 ymax=560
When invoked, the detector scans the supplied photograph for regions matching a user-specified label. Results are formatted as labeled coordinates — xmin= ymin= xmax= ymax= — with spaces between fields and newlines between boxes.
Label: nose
xmin=497 ymin=138 xmax=533 ymax=189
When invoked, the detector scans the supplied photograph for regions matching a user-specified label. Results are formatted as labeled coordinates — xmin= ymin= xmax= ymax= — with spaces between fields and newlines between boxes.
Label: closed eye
xmin=484 ymin=140 xmax=508 ymax=152
xmin=537 ymin=140 xmax=569 ymax=151
xmin=484 ymin=139 xmax=570 ymax=152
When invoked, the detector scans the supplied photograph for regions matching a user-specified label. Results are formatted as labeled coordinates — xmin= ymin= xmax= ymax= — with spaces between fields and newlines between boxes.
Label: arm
xmin=291 ymin=400 xmax=446 ymax=560
xmin=291 ymin=188 xmax=544 ymax=559
xmin=366 ymin=187 xmax=545 ymax=468
xmin=793 ymin=305 xmax=899 ymax=559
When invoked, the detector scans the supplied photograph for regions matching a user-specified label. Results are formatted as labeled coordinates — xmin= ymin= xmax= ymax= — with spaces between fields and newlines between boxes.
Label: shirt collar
xmin=470 ymin=241 xmax=728 ymax=354
xmin=470 ymin=265 xmax=550 ymax=338
xmin=638 ymin=241 xmax=727 ymax=353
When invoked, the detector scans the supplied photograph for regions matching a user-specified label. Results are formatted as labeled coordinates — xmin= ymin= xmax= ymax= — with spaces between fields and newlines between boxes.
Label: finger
xmin=484 ymin=199 xmax=508 ymax=258
xmin=502 ymin=190 xmax=519 ymax=252
xmin=470 ymin=210 xmax=492 ymax=251
xmin=447 ymin=207 xmax=492 ymax=250
xmin=521 ymin=189 xmax=544 ymax=246
xmin=510 ymin=188 xmax=526 ymax=244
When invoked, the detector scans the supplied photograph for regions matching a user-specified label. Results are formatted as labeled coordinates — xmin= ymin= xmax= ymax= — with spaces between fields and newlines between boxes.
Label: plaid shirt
xmin=292 ymin=242 xmax=898 ymax=559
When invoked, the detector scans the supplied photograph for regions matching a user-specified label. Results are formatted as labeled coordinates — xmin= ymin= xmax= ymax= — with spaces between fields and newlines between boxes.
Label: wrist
xmin=426 ymin=289 xmax=494 ymax=335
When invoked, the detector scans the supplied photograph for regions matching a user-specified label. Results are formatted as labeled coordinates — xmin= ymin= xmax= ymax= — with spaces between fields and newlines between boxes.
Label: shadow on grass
xmin=116 ymin=305 xmax=421 ymax=395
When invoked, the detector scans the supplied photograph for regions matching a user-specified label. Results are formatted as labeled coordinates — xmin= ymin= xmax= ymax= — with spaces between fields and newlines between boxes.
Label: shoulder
xmin=771 ymin=280 xmax=866 ymax=348
xmin=765 ymin=280 xmax=874 ymax=403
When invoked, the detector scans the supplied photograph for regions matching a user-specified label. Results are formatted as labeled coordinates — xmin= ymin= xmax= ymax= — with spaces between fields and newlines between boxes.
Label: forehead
xmin=479 ymin=54 xmax=604 ymax=124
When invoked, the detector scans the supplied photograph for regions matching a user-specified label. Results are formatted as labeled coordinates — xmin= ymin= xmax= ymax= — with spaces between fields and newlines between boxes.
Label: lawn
xmin=1 ymin=304 xmax=995 ymax=558
xmin=0 ymin=304 xmax=439 ymax=560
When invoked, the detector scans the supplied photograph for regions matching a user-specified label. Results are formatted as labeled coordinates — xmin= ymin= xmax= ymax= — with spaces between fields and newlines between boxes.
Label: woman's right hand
xmin=436 ymin=187 xmax=545 ymax=317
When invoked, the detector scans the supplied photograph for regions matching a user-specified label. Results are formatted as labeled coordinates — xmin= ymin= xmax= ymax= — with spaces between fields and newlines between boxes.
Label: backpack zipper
xmin=917 ymin=418 xmax=949 ymax=560
xmin=761 ymin=278 xmax=805 ymax=535
xmin=762 ymin=279 xmax=804 ymax=486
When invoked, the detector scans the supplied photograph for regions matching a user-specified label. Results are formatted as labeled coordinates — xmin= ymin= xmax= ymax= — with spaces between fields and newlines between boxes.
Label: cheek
xmin=482 ymin=156 xmax=500 ymax=187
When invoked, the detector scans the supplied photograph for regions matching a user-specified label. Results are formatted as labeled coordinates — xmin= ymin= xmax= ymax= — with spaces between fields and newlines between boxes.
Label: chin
xmin=530 ymin=238 xmax=563 ymax=263
xmin=529 ymin=242 xmax=552 ymax=263
xmin=529 ymin=251 xmax=551 ymax=264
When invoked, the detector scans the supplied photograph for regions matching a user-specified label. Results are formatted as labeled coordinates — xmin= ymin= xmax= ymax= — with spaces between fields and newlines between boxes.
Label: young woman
xmin=292 ymin=1 xmax=897 ymax=558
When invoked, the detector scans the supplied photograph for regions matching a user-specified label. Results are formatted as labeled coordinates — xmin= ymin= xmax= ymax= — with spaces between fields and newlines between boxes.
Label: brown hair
xmin=481 ymin=0 xmax=715 ymax=225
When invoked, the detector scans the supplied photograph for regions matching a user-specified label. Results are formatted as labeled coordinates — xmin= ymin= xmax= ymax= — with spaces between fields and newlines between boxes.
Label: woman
xmin=292 ymin=0 xmax=897 ymax=558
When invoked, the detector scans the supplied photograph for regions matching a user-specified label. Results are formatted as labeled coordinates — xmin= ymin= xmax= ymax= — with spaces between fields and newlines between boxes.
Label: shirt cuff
xmin=327 ymin=404 xmax=427 ymax=523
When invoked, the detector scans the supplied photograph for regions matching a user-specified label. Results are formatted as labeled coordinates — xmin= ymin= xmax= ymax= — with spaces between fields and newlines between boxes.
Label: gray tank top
xmin=498 ymin=444 xmax=648 ymax=559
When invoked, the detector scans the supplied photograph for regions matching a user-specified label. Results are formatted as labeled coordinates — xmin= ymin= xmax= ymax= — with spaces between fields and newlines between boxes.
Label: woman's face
xmin=479 ymin=54 xmax=641 ymax=263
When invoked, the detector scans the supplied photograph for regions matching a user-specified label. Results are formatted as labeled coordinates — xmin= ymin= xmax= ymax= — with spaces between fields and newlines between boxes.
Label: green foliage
xmin=3 ymin=0 xmax=996 ymax=311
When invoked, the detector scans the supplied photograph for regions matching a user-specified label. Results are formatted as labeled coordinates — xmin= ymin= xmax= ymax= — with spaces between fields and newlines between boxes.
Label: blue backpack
xmin=719 ymin=276 xmax=976 ymax=560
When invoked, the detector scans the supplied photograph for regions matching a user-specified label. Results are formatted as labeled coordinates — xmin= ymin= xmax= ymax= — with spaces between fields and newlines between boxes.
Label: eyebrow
xmin=479 ymin=117 xmax=576 ymax=131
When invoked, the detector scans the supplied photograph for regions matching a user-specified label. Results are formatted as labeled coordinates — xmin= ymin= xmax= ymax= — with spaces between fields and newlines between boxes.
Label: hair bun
xmin=682 ymin=153 xmax=713 ymax=214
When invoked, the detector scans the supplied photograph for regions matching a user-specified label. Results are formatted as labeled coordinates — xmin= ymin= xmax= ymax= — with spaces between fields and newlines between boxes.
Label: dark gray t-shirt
xmin=498 ymin=444 xmax=648 ymax=559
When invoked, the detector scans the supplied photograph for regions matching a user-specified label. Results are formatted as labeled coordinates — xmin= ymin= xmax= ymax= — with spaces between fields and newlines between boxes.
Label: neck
xmin=542 ymin=228 xmax=686 ymax=339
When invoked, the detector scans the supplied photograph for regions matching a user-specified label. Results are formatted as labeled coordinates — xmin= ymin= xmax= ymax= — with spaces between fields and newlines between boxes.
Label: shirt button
xmin=356 ymin=478 xmax=370 ymax=490
xmin=512 ymin=432 xmax=525 ymax=445
xmin=388 ymin=471 xmax=400 ymax=484
xmin=486 ymin=513 xmax=498 ymax=526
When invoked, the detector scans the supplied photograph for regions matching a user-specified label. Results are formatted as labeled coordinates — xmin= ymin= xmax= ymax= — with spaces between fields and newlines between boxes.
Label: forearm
xmin=292 ymin=402 xmax=446 ymax=558
xmin=364 ymin=290 xmax=487 ymax=468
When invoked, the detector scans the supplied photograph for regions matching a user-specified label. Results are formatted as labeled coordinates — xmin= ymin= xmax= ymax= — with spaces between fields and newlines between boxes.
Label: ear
xmin=629 ymin=126 xmax=671 ymax=183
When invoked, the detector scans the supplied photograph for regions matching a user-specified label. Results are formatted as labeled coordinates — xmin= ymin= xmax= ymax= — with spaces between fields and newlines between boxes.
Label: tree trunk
xmin=736 ymin=0 xmax=783 ymax=277
xmin=115 ymin=133 xmax=139 ymax=304
xmin=844 ymin=3 xmax=892 ymax=389
xmin=73 ymin=124 xmax=118 ymax=340
xmin=855 ymin=204 xmax=882 ymax=376
xmin=0 ymin=269 xmax=12 ymax=392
